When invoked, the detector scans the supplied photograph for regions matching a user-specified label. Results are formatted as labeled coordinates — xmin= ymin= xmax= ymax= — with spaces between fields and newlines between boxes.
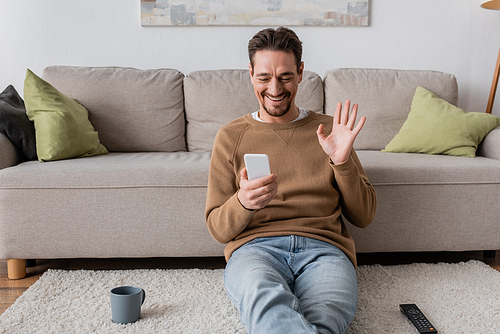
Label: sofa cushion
xmin=0 ymin=152 xmax=223 ymax=259
xmin=184 ymin=69 xmax=324 ymax=152
xmin=0 ymin=152 xmax=211 ymax=189
xmin=42 ymin=66 xmax=186 ymax=153
xmin=357 ymin=150 xmax=500 ymax=185
xmin=352 ymin=150 xmax=500 ymax=253
xmin=24 ymin=69 xmax=108 ymax=162
xmin=382 ymin=86 xmax=500 ymax=157
xmin=324 ymin=69 xmax=458 ymax=150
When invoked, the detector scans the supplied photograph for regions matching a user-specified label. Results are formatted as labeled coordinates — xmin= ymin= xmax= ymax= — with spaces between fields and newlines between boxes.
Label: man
xmin=205 ymin=27 xmax=376 ymax=334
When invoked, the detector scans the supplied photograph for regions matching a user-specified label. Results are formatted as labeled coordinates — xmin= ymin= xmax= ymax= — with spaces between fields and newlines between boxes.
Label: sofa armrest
xmin=478 ymin=127 xmax=500 ymax=160
xmin=0 ymin=132 xmax=25 ymax=170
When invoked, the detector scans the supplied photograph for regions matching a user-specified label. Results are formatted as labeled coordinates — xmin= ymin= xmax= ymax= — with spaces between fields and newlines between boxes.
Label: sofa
xmin=1 ymin=66 xmax=500 ymax=279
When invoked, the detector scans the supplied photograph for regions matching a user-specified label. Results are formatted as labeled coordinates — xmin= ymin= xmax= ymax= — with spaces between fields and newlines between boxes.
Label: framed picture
xmin=141 ymin=0 xmax=369 ymax=27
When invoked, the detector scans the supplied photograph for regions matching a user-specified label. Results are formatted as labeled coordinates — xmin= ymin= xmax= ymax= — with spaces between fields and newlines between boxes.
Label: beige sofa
xmin=1 ymin=66 xmax=499 ymax=279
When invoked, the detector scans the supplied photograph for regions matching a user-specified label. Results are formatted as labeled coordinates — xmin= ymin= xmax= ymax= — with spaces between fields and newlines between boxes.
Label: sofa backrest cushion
xmin=323 ymin=68 xmax=458 ymax=150
xmin=184 ymin=69 xmax=324 ymax=152
xmin=42 ymin=66 xmax=186 ymax=152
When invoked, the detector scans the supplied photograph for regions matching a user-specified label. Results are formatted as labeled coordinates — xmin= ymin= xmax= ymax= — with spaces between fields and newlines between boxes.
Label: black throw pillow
xmin=0 ymin=85 xmax=37 ymax=160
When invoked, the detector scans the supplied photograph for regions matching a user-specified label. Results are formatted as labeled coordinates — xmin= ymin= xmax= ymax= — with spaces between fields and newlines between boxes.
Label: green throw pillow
xmin=24 ymin=69 xmax=108 ymax=162
xmin=382 ymin=86 xmax=500 ymax=157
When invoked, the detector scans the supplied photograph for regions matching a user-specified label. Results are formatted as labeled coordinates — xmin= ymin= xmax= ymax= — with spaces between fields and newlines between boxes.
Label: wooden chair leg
xmin=7 ymin=259 xmax=26 ymax=279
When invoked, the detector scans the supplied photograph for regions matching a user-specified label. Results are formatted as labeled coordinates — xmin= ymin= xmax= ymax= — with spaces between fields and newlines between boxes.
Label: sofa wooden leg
xmin=7 ymin=259 xmax=26 ymax=279
xmin=484 ymin=250 xmax=497 ymax=258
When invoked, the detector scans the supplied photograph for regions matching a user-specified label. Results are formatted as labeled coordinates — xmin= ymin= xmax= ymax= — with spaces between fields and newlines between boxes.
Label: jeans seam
xmin=292 ymin=297 xmax=316 ymax=334
xmin=224 ymin=271 xmax=247 ymax=328
xmin=299 ymin=315 xmax=318 ymax=334
xmin=223 ymin=270 xmax=238 ymax=305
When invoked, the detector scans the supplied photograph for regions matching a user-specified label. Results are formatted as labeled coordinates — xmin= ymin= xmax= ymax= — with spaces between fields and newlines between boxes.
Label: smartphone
xmin=244 ymin=154 xmax=271 ymax=181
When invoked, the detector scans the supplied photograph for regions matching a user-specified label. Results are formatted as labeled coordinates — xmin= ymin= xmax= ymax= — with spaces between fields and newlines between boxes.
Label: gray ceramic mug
xmin=110 ymin=286 xmax=146 ymax=324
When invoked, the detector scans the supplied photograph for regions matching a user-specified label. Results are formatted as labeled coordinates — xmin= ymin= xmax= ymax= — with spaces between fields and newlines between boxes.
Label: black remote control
xmin=400 ymin=304 xmax=438 ymax=333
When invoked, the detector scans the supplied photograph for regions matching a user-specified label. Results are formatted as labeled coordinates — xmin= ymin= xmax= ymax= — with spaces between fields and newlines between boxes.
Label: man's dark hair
xmin=248 ymin=26 xmax=303 ymax=74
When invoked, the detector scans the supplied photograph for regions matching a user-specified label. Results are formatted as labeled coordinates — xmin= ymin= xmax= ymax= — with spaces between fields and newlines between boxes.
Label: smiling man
xmin=205 ymin=27 xmax=377 ymax=334
xmin=250 ymin=48 xmax=302 ymax=122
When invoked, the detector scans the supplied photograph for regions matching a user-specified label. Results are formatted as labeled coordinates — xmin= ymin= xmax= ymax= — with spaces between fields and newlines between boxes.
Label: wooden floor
xmin=1 ymin=251 xmax=499 ymax=316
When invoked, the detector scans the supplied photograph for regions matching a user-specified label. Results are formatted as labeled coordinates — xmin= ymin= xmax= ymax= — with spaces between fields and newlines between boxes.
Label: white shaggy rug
xmin=1 ymin=260 xmax=499 ymax=333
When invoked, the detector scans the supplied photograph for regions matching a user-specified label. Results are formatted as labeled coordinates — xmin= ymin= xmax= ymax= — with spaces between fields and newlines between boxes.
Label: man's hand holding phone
xmin=238 ymin=154 xmax=277 ymax=210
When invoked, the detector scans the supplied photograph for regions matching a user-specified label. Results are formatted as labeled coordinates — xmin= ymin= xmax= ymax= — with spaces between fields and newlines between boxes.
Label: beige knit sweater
xmin=205 ymin=112 xmax=377 ymax=266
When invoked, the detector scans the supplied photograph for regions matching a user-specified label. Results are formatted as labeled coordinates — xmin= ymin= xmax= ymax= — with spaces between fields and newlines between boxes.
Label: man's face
xmin=250 ymin=50 xmax=304 ymax=123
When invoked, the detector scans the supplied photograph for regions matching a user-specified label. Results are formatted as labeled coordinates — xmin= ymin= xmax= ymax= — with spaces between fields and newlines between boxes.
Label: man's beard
xmin=262 ymin=93 xmax=292 ymax=118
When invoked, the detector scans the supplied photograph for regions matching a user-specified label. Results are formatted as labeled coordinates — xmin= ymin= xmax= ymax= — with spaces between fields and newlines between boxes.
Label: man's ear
xmin=249 ymin=63 xmax=253 ymax=77
xmin=298 ymin=61 xmax=304 ymax=83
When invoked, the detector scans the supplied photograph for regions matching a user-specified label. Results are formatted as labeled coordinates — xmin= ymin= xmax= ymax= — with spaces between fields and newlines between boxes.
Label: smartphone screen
xmin=244 ymin=154 xmax=271 ymax=181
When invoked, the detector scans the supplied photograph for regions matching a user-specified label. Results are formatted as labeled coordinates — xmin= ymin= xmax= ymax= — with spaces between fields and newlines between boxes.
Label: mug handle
xmin=141 ymin=289 xmax=146 ymax=306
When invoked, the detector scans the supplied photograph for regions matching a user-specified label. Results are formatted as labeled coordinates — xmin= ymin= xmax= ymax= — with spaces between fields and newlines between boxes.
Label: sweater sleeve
xmin=205 ymin=127 xmax=256 ymax=244
xmin=331 ymin=149 xmax=377 ymax=228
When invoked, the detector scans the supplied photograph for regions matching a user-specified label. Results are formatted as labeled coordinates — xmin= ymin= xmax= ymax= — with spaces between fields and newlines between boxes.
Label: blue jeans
xmin=224 ymin=235 xmax=358 ymax=334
